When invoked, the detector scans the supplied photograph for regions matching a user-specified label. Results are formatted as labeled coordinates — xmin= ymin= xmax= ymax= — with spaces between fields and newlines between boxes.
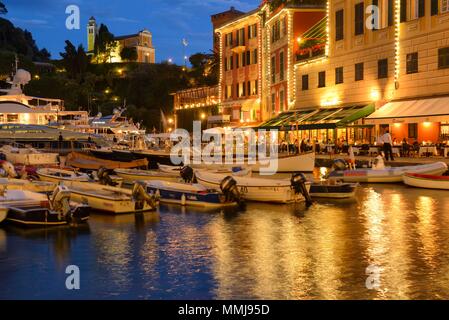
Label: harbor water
xmin=1 ymin=171 xmax=449 ymax=299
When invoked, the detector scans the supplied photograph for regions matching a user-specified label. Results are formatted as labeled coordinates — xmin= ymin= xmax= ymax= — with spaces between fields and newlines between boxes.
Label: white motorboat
xmin=37 ymin=167 xmax=123 ymax=187
xmin=194 ymin=170 xmax=312 ymax=204
xmin=0 ymin=144 xmax=59 ymax=166
xmin=145 ymin=180 xmax=239 ymax=208
xmin=61 ymin=180 xmax=157 ymax=214
xmin=248 ymin=151 xmax=315 ymax=173
xmin=403 ymin=173 xmax=449 ymax=190
xmin=0 ymin=186 xmax=90 ymax=227
xmin=0 ymin=178 xmax=56 ymax=193
xmin=328 ymin=161 xmax=448 ymax=183
xmin=114 ymin=168 xmax=180 ymax=184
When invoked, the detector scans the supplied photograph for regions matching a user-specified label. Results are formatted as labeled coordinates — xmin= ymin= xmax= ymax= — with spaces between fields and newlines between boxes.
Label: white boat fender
xmin=220 ymin=176 xmax=243 ymax=205
xmin=181 ymin=193 xmax=186 ymax=205
xmin=291 ymin=173 xmax=313 ymax=207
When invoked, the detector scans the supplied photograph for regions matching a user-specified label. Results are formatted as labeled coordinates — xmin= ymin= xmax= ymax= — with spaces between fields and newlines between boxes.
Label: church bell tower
xmin=87 ymin=17 xmax=97 ymax=53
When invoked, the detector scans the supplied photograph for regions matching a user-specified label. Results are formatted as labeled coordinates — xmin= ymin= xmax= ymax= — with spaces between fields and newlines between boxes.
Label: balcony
xmin=231 ymin=42 xmax=246 ymax=54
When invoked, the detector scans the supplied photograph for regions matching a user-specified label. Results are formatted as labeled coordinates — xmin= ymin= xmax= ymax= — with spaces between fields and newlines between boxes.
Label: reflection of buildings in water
xmin=209 ymin=203 xmax=350 ymax=299
xmin=415 ymin=196 xmax=439 ymax=270
xmin=0 ymin=229 xmax=6 ymax=253
xmin=361 ymin=189 xmax=411 ymax=299
xmin=3 ymin=225 xmax=91 ymax=268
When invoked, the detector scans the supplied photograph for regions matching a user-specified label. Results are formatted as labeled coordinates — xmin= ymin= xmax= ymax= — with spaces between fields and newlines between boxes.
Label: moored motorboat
xmin=328 ymin=162 xmax=448 ymax=183
xmin=114 ymin=168 xmax=180 ymax=184
xmin=61 ymin=180 xmax=157 ymax=214
xmin=194 ymin=170 xmax=312 ymax=204
xmin=0 ymin=186 xmax=90 ymax=227
xmin=403 ymin=173 xmax=449 ymax=190
xmin=0 ymin=144 xmax=59 ymax=166
xmin=0 ymin=178 xmax=56 ymax=193
xmin=145 ymin=180 xmax=240 ymax=208
xmin=249 ymin=151 xmax=315 ymax=173
xmin=66 ymin=152 xmax=148 ymax=170
xmin=37 ymin=167 xmax=123 ymax=187
xmin=309 ymin=181 xmax=359 ymax=199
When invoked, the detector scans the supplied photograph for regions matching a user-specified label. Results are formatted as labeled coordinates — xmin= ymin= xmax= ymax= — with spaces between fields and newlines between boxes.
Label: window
xmin=302 ymin=75 xmax=309 ymax=90
xmin=279 ymin=90 xmax=285 ymax=112
xmin=408 ymin=123 xmax=418 ymax=139
xmin=248 ymin=24 xmax=258 ymax=39
xmin=378 ymin=58 xmax=388 ymax=78
xmin=438 ymin=47 xmax=449 ymax=69
xmin=271 ymin=93 xmax=276 ymax=112
xmin=406 ymin=52 xmax=418 ymax=74
xmin=355 ymin=2 xmax=365 ymax=35
xmin=374 ymin=0 xmax=393 ymax=29
xmin=247 ymin=81 xmax=251 ymax=96
xmin=272 ymin=20 xmax=281 ymax=42
xmin=318 ymin=71 xmax=326 ymax=88
xmin=400 ymin=0 xmax=407 ymax=22
xmin=236 ymin=54 xmax=240 ymax=69
xmin=442 ymin=0 xmax=449 ymax=13
xmin=225 ymin=57 xmax=232 ymax=71
xmin=355 ymin=62 xmax=364 ymax=81
xmin=246 ymin=51 xmax=251 ymax=65
xmin=241 ymin=52 xmax=246 ymax=67
xmin=254 ymin=80 xmax=258 ymax=95
xmin=410 ymin=0 xmax=425 ymax=19
xmin=225 ymin=33 xmax=233 ymax=47
xmin=335 ymin=67 xmax=344 ymax=84
xmin=336 ymin=9 xmax=344 ymax=41
xmin=431 ymin=0 xmax=439 ymax=15
xmin=225 ymin=85 xmax=232 ymax=99
xmin=252 ymin=49 xmax=258 ymax=64
xmin=236 ymin=28 xmax=245 ymax=46
xmin=279 ymin=51 xmax=285 ymax=81
xmin=271 ymin=56 xmax=276 ymax=83
xmin=281 ymin=16 xmax=287 ymax=36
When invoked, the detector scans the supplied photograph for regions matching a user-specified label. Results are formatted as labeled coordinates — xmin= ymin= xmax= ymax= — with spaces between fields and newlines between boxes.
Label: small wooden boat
xmin=309 ymin=181 xmax=359 ymax=199
xmin=328 ymin=162 xmax=448 ymax=183
xmin=61 ymin=180 xmax=157 ymax=214
xmin=66 ymin=152 xmax=148 ymax=170
xmin=145 ymin=180 xmax=239 ymax=208
xmin=0 ymin=186 xmax=90 ymax=227
xmin=403 ymin=173 xmax=449 ymax=190
xmin=114 ymin=168 xmax=180 ymax=184
xmin=195 ymin=170 xmax=312 ymax=204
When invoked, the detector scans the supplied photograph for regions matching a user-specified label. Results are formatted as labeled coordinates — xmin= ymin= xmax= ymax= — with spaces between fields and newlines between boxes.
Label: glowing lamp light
xmin=423 ymin=122 xmax=432 ymax=128
xmin=200 ymin=113 xmax=206 ymax=120
xmin=297 ymin=37 xmax=302 ymax=44
xmin=168 ymin=118 xmax=174 ymax=124
xmin=394 ymin=123 xmax=401 ymax=128
xmin=370 ymin=89 xmax=380 ymax=101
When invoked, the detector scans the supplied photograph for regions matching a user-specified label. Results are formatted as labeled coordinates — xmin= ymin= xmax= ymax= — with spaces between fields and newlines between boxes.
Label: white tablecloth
xmin=419 ymin=146 xmax=438 ymax=156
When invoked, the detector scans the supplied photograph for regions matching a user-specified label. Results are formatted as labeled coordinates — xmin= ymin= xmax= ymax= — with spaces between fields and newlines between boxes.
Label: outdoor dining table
xmin=368 ymin=146 xmax=401 ymax=157
xmin=419 ymin=146 xmax=438 ymax=157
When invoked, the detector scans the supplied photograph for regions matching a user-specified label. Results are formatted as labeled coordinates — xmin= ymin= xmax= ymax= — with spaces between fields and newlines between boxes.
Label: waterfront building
xmin=288 ymin=0 xmax=449 ymax=144
xmin=87 ymin=17 xmax=156 ymax=64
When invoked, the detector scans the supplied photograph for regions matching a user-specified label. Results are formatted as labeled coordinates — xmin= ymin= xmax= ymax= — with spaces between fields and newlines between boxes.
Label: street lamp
xmin=200 ymin=113 xmax=206 ymax=120
xmin=168 ymin=118 xmax=174 ymax=124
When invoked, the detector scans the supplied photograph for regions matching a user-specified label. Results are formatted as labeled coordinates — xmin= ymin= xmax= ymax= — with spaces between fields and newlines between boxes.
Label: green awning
xmin=336 ymin=103 xmax=375 ymax=127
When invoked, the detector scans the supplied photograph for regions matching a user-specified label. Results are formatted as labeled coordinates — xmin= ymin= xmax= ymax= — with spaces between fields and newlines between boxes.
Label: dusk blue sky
xmin=5 ymin=0 xmax=261 ymax=63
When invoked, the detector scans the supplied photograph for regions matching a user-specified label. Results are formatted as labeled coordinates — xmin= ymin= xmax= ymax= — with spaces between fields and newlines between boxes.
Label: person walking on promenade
xmin=381 ymin=130 xmax=394 ymax=161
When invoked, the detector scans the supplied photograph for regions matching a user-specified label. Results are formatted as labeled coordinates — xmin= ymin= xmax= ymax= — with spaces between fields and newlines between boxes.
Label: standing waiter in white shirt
xmin=381 ymin=130 xmax=394 ymax=161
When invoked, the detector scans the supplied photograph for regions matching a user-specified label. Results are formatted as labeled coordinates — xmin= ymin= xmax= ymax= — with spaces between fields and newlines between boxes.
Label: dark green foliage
xmin=120 ymin=47 xmax=138 ymax=62
xmin=0 ymin=1 xmax=7 ymax=15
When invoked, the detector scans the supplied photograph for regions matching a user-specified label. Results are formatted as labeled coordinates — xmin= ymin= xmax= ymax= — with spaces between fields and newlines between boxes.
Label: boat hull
xmin=403 ymin=173 xmax=449 ymax=190
xmin=195 ymin=171 xmax=307 ymax=204
xmin=62 ymin=181 xmax=155 ymax=214
xmin=309 ymin=183 xmax=358 ymax=199
xmin=67 ymin=152 xmax=148 ymax=170
xmin=328 ymin=162 xmax=448 ymax=183
xmin=249 ymin=152 xmax=315 ymax=173
xmin=131 ymin=151 xmax=175 ymax=169
xmin=115 ymin=169 xmax=179 ymax=184
xmin=5 ymin=153 xmax=59 ymax=166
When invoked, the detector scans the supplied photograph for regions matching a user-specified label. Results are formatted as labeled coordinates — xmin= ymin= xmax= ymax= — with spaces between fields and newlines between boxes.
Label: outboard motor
xmin=97 ymin=167 xmax=118 ymax=186
xmin=0 ymin=153 xmax=6 ymax=161
xmin=291 ymin=173 xmax=313 ymax=207
xmin=132 ymin=181 xmax=158 ymax=210
xmin=180 ymin=166 xmax=194 ymax=183
xmin=332 ymin=159 xmax=348 ymax=171
xmin=220 ymin=176 xmax=242 ymax=204
xmin=49 ymin=185 xmax=72 ymax=220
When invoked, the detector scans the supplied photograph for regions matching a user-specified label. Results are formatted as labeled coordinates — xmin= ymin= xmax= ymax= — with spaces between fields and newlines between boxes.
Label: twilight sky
xmin=5 ymin=0 xmax=261 ymax=63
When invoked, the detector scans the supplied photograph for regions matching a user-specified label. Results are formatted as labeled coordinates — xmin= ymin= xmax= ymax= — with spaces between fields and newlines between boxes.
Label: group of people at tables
xmin=279 ymin=134 xmax=449 ymax=159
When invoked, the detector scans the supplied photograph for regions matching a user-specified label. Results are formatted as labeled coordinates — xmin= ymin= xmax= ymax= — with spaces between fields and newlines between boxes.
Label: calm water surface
xmin=1 ymin=175 xmax=449 ymax=299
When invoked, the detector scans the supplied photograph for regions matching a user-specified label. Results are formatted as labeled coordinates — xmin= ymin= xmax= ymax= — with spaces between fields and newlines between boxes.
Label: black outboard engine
xmin=180 ymin=166 xmax=194 ymax=183
xmin=332 ymin=159 xmax=348 ymax=171
xmin=0 ymin=153 xmax=6 ymax=161
xmin=97 ymin=167 xmax=118 ymax=187
xmin=291 ymin=173 xmax=313 ymax=207
xmin=220 ymin=176 xmax=242 ymax=204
